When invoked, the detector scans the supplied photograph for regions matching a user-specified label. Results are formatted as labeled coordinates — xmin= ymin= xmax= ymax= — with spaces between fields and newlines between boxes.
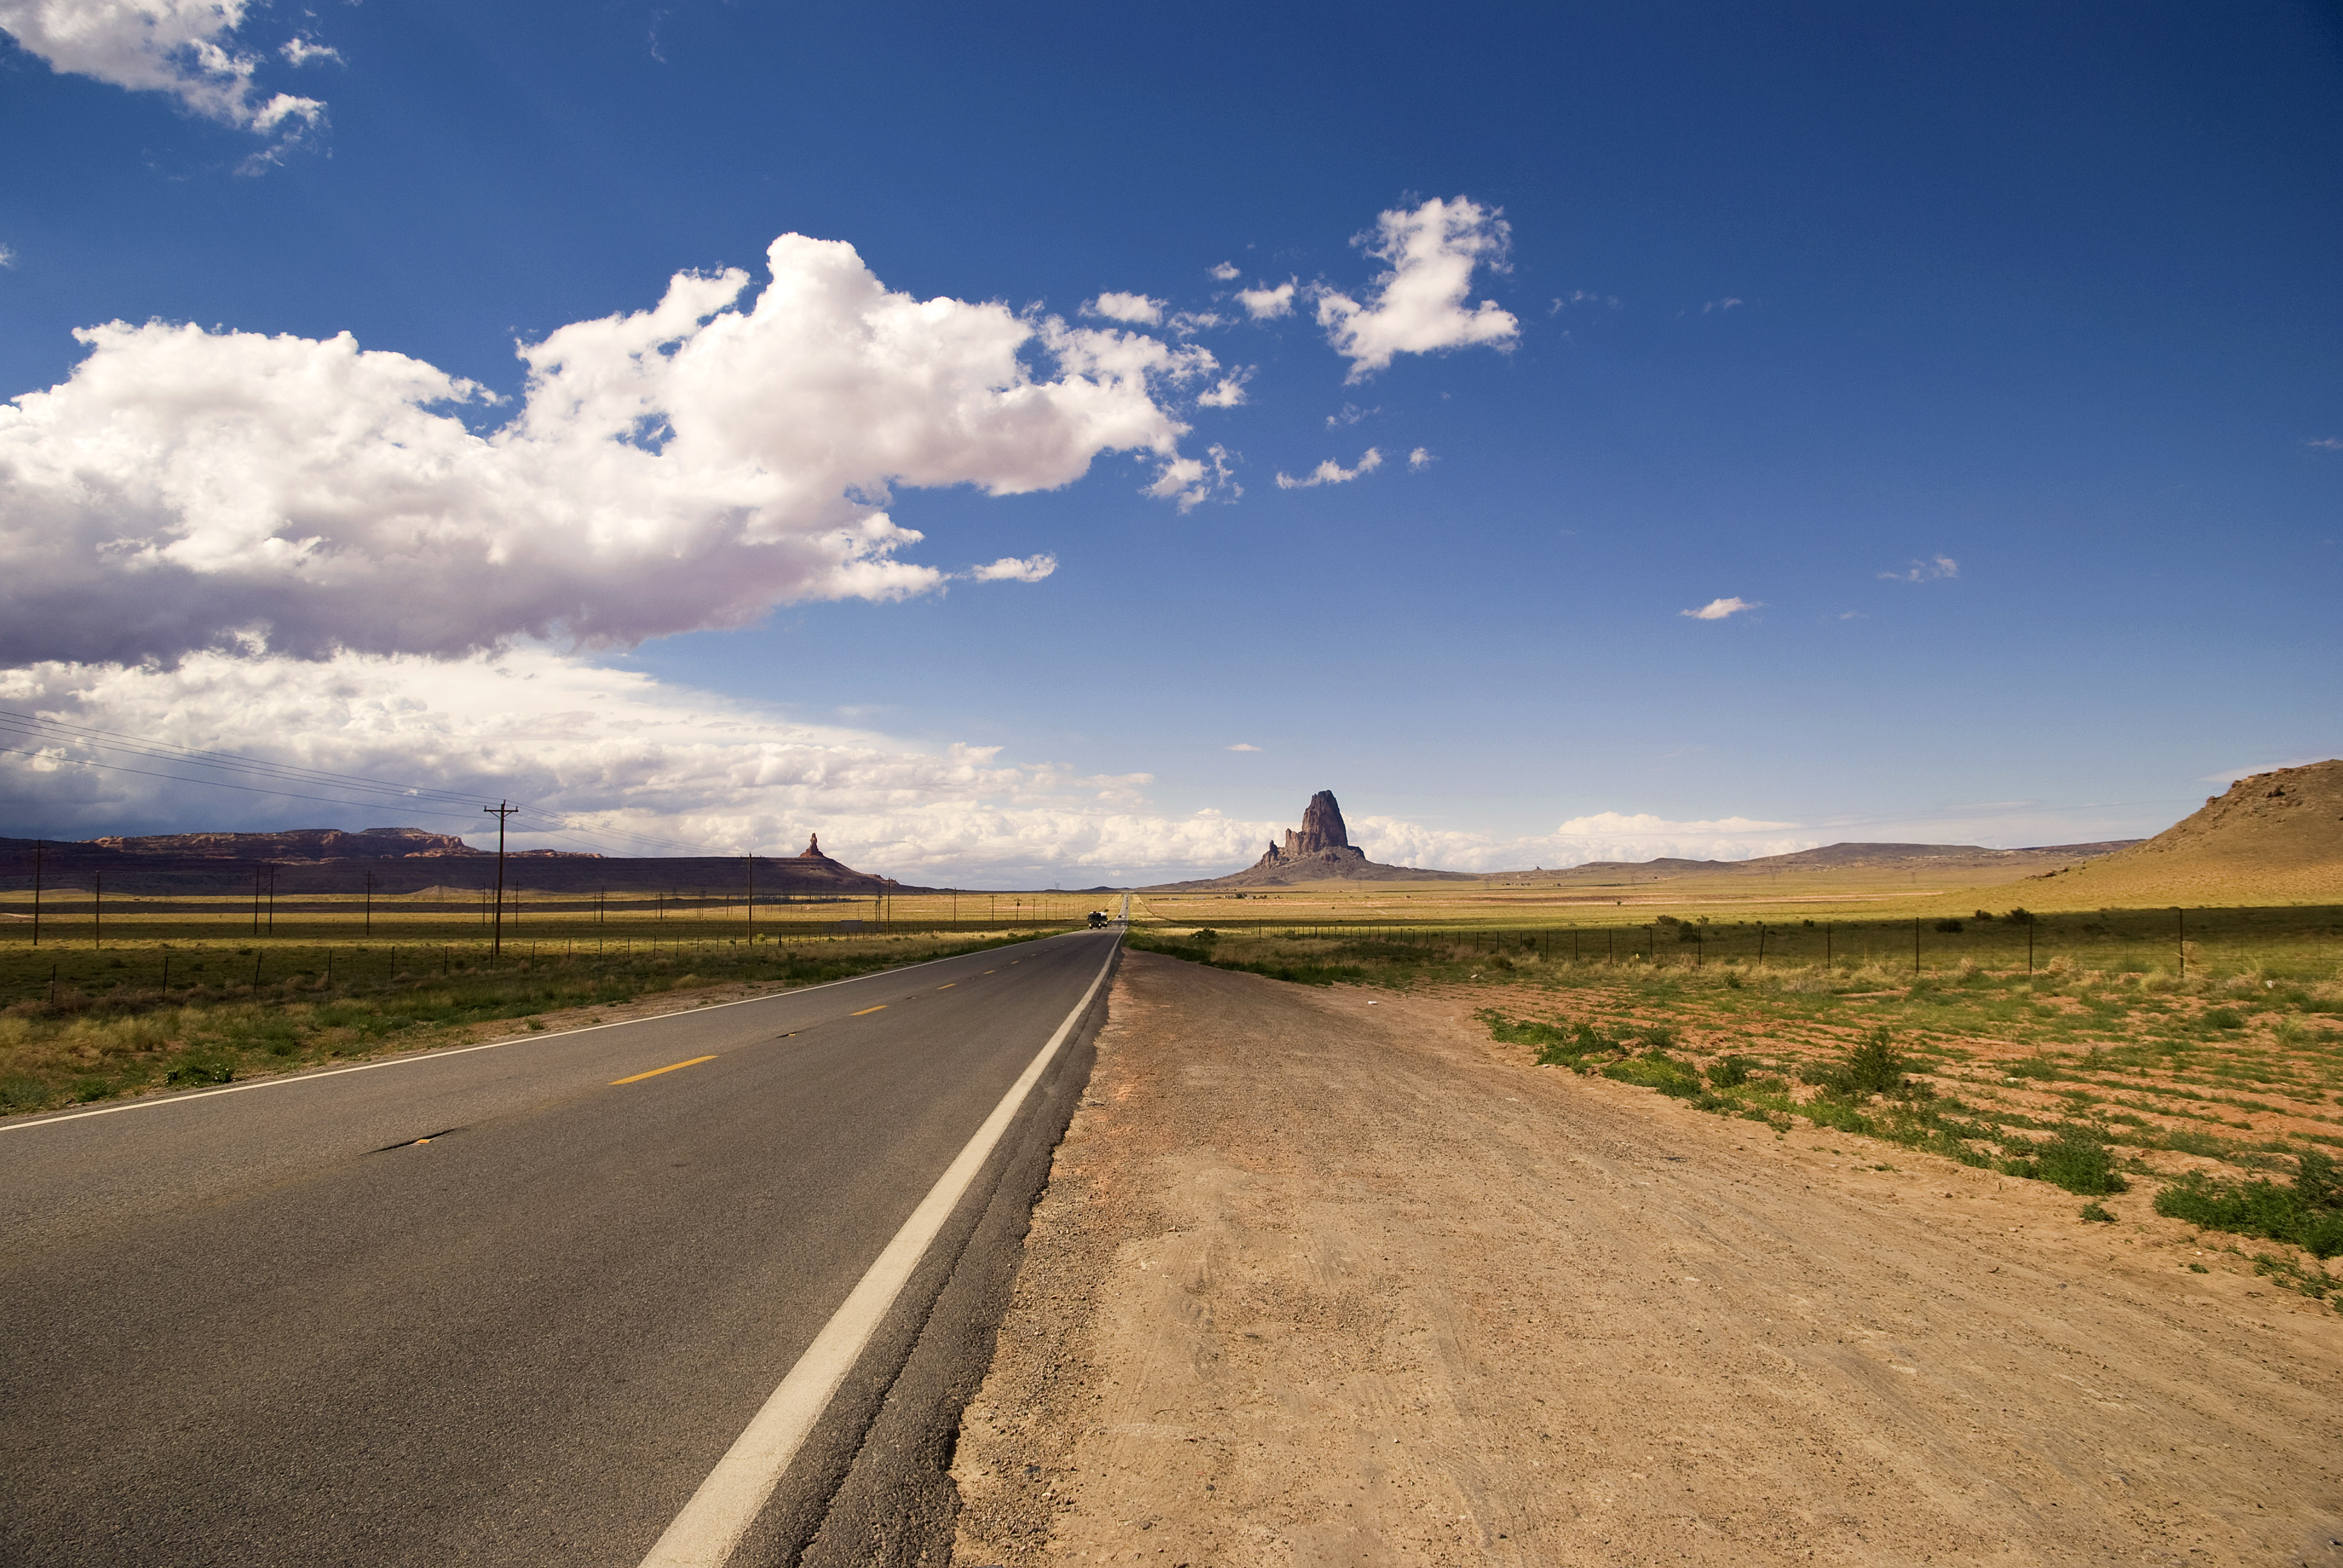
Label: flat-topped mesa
xmin=1254 ymin=789 xmax=1369 ymax=870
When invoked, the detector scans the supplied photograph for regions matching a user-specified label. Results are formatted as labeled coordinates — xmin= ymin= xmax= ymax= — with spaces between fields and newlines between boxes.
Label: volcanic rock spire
xmin=1253 ymin=790 xmax=1368 ymax=871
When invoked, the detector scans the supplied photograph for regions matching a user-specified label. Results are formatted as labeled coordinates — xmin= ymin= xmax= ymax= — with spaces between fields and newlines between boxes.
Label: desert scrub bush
xmin=2154 ymin=1151 xmax=2343 ymax=1257
xmin=2252 ymin=1252 xmax=2339 ymax=1310
xmin=2002 ymin=1123 xmax=2130 ymax=1195
xmin=1601 ymin=1051 xmax=1704 ymax=1099
xmin=1707 ymin=1054 xmax=1753 ymax=1088
xmin=1810 ymin=1029 xmax=1907 ymax=1099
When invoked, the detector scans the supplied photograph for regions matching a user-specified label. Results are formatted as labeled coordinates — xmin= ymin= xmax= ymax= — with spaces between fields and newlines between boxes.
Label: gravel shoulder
xmin=951 ymin=952 xmax=2342 ymax=1566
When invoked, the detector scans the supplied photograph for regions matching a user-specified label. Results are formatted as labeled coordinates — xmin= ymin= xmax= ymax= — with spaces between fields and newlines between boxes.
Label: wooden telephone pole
xmin=483 ymin=802 xmax=517 ymax=961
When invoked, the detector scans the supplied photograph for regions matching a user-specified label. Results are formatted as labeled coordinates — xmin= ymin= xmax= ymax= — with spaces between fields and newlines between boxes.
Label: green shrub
xmin=1817 ymin=1030 xmax=1907 ymax=1098
xmin=1707 ymin=1054 xmax=1752 ymax=1088
xmin=1934 ymin=918 xmax=1964 ymax=933
xmin=2154 ymin=1152 xmax=2343 ymax=1258
xmin=2203 ymin=1008 xmax=2243 ymax=1030
xmin=2080 ymin=1201 xmax=2116 ymax=1223
xmin=1602 ymin=1053 xmax=1703 ymax=1098
xmin=165 ymin=1054 xmax=235 ymax=1087
xmin=2006 ymin=1124 xmax=2129 ymax=1195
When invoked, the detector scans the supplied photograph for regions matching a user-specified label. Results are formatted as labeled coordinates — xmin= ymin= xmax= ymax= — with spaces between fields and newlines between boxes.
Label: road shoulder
xmin=951 ymin=952 xmax=2342 ymax=1566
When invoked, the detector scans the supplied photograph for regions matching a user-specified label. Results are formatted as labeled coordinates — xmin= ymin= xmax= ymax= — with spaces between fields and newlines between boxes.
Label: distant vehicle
xmin=1087 ymin=910 xmax=1109 ymax=929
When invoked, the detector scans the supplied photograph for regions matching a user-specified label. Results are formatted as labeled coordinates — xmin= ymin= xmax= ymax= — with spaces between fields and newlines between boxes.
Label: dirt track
xmin=951 ymin=953 xmax=2342 ymax=1566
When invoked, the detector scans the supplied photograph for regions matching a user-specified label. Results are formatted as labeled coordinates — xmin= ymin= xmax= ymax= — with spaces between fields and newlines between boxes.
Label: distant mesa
xmin=0 ymin=826 xmax=914 ymax=896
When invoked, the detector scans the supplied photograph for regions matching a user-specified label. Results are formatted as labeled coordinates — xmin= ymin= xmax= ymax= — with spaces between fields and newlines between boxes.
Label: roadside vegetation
xmin=0 ymin=927 xmax=1050 ymax=1116
xmin=1132 ymin=908 xmax=2343 ymax=1310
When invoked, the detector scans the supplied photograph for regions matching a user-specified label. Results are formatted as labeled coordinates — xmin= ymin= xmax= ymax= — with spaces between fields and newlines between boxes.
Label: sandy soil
xmin=950 ymin=953 xmax=2343 ymax=1567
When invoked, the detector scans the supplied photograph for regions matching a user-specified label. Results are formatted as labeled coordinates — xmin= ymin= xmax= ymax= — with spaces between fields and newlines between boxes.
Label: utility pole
xmin=746 ymin=854 xmax=755 ymax=943
xmin=483 ymin=801 xmax=517 ymax=962
xmin=266 ymin=863 xmax=276 ymax=935
xmin=30 ymin=840 xmax=41 ymax=949
xmin=253 ymin=866 xmax=263 ymax=935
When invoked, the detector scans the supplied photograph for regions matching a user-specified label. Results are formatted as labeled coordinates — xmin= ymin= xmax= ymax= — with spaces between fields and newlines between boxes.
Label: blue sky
xmin=0 ymin=1 xmax=2336 ymax=883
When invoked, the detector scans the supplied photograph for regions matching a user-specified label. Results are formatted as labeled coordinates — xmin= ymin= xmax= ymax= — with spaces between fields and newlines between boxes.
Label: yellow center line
xmin=851 ymin=1005 xmax=887 ymax=1016
xmin=936 ymin=983 xmax=955 ymax=990
xmin=611 ymin=1055 xmax=718 ymax=1085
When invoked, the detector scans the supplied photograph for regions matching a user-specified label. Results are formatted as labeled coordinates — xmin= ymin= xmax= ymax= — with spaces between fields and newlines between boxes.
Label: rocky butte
xmin=1149 ymin=790 xmax=1475 ymax=889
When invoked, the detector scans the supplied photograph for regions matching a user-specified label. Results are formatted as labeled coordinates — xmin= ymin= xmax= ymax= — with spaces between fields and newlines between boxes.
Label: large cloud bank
xmin=0 ymin=0 xmax=326 ymax=137
xmin=0 ymin=653 xmax=1285 ymax=883
xmin=0 ymin=233 xmax=1215 ymax=665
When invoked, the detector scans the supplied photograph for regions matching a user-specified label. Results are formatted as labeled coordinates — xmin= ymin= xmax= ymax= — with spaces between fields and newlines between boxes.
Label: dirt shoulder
xmin=952 ymin=952 xmax=2342 ymax=1566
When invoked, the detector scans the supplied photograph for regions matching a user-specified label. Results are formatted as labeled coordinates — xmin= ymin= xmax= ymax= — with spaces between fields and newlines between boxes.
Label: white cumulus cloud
xmin=1879 ymin=555 xmax=1958 ymax=583
xmin=1196 ymin=370 xmax=1250 ymax=408
xmin=1208 ymin=262 xmax=1240 ymax=282
xmin=1084 ymin=291 xmax=1164 ymax=325
xmin=1235 ymin=281 xmax=1296 ymax=319
xmin=1145 ymin=443 xmax=1239 ymax=512
xmin=1314 ymin=196 xmax=1518 ymax=381
xmin=1407 ymin=446 xmax=1433 ymax=470
xmin=0 ymin=650 xmax=1294 ymax=885
xmin=1274 ymin=448 xmax=1381 ymax=490
xmin=0 ymin=231 xmax=1221 ymax=666
xmin=0 ymin=0 xmax=326 ymax=145
xmin=1226 ymin=742 xmax=1260 ymax=752
xmin=1680 ymin=596 xmax=1760 ymax=621
xmin=967 ymin=554 xmax=1057 ymax=583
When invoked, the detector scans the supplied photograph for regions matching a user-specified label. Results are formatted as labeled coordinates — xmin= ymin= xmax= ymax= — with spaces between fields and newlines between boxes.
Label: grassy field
xmin=1126 ymin=897 xmax=2343 ymax=1310
xmin=0 ymin=886 xmax=1099 ymax=1116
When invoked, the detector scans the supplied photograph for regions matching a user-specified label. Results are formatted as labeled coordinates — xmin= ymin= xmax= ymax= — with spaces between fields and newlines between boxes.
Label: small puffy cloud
xmin=1236 ymin=281 xmax=1296 ymax=319
xmin=1407 ymin=446 xmax=1433 ymax=471
xmin=1226 ymin=742 xmax=1260 ymax=752
xmin=968 ymin=554 xmax=1057 ymax=583
xmin=2305 ymin=437 xmax=2343 ymax=451
xmin=1145 ymin=442 xmax=1240 ymax=512
xmin=278 ymin=38 xmax=339 ymax=67
xmin=1326 ymin=402 xmax=1377 ymax=428
xmin=0 ymin=232 xmax=1220 ymax=665
xmin=1208 ymin=262 xmax=1240 ymax=282
xmin=1196 ymin=370 xmax=1250 ymax=408
xmin=1168 ymin=310 xmax=1223 ymax=335
xmin=1701 ymin=297 xmax=1743 ymax=313
xmin=0 ymin=0 xmax=327 ymax=145
xmin=1084 ymin=291 xmax=1164 ymax=325
xmin=1274 ymin=447 xmax=1381 ymax=490
xmin=1681 ymin=596 xmax=1760 ymax=621
xmin=1550 ymin=290 xmax=1619 ymax=313
xmin=1879 ymin=555 xmax=1959 ymax=583
xmin=1314 ymin=196 xmax=1518 ymax=381
xmin=0 ymin=243 xmax=14 ymax=267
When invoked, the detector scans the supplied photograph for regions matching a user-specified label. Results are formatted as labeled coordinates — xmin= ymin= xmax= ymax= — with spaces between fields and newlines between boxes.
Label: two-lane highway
xmin=0 ymin=926 xmax=1121 ymax=1567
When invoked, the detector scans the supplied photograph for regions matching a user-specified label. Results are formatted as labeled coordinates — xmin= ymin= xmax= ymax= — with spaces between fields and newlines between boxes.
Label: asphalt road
xmin=0 ymin=927 xmax=1121 ymax=1567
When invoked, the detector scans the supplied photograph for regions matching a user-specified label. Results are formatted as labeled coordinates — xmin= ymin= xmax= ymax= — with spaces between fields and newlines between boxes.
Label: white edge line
xmin=1 ymin=930 xmax=1084 ymax=1135
xmin=635 ymin=935 xmax=1120 ymax=1568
